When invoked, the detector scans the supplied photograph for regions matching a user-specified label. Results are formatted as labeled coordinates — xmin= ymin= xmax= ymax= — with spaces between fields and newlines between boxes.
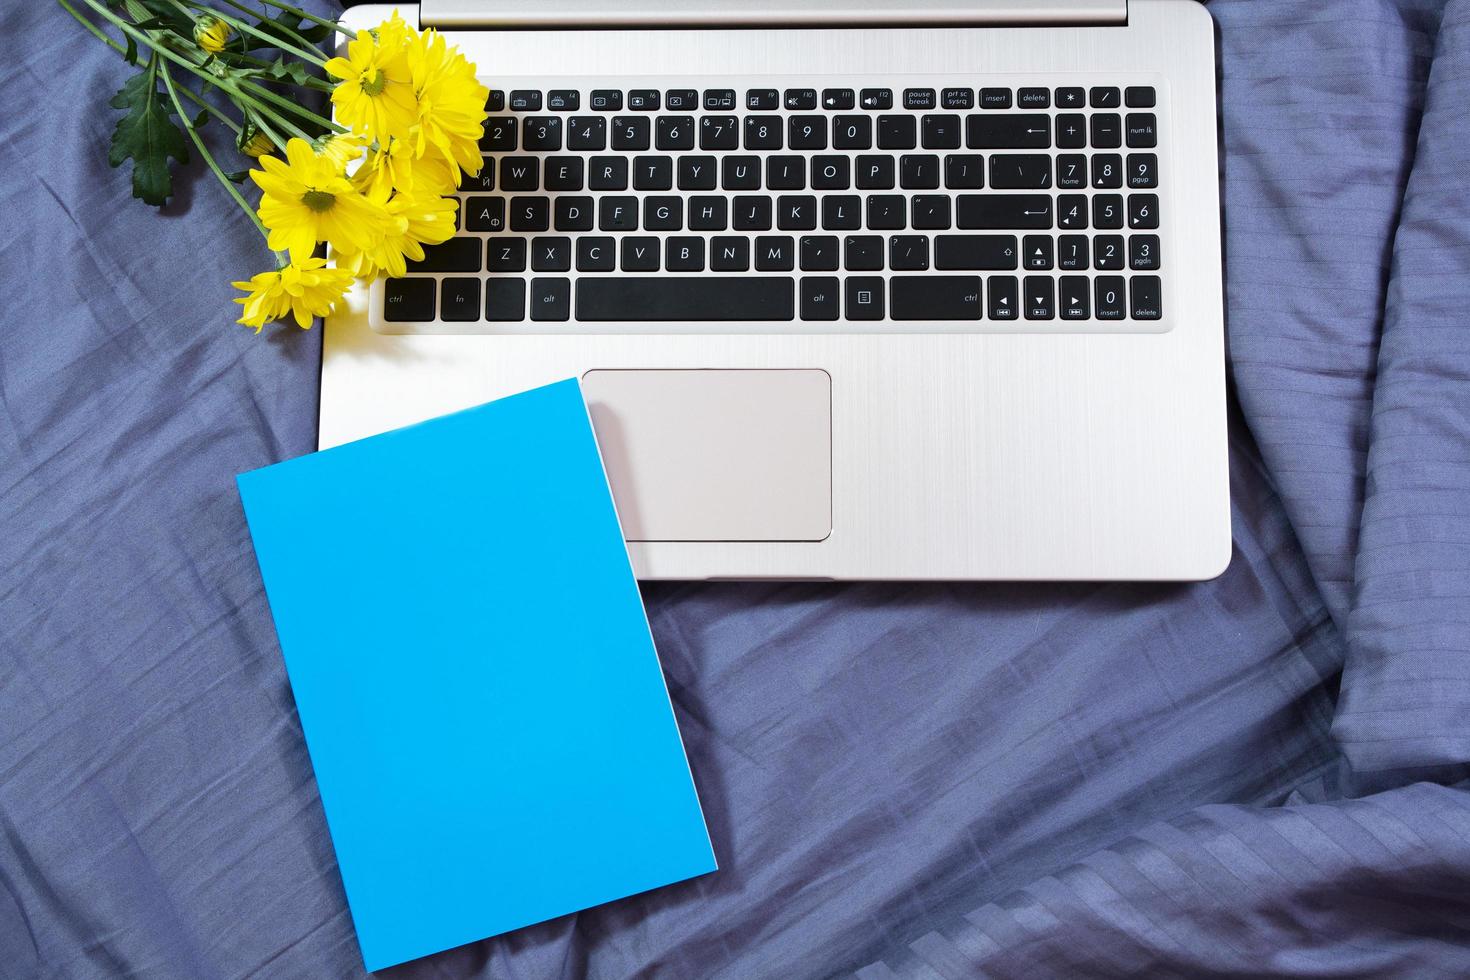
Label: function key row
xmin=488 ymin=86 xmax=1157 ymax=113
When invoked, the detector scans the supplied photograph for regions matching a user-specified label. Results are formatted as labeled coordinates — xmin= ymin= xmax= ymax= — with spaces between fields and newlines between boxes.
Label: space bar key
xmin=576 ymin=277 xmax=795 ymax=322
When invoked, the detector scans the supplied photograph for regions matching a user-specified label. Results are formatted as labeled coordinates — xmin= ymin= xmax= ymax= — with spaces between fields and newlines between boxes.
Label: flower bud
xmin=237 ymin=123 xmax=276 ymax=159
xmin=194 ymin=15 xmax=232 ymax=54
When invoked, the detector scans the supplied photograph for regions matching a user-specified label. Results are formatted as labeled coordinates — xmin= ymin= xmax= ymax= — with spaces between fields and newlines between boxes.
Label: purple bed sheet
xmin=3 ymin=1 xmax=1470 ymax=976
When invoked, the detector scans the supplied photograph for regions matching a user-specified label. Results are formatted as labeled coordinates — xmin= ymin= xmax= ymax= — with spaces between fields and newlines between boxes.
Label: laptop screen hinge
xmin=418 ymin=0 xmax=1128 ymax=29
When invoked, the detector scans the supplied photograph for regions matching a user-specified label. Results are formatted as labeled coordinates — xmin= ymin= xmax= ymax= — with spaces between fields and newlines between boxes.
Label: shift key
xmin=957 ymin=195 xmax=1053 ymax=229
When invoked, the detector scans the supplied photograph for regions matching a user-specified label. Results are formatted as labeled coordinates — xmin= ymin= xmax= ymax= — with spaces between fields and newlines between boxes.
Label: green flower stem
xmin=254 ymin=0 xmax=355 ymax=39
xmin=55 ymin=0 xmax=126 ymax=53
xmin=236 ymin=77 xmax=343 ymax=133
xmin=176 ymin=82 xmax=243 ymax=133
xmin=227 ymin=51 xmax=335 ymax=91
xmin=159 ymin=61 xmax=271 ymax=242
xmin=179 ymin=0 xmax=329 ymax=68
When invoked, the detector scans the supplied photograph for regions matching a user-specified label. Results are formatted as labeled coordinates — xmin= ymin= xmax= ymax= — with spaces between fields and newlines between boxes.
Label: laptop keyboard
xmin=378 ymin=78 xmax=1167 ymax=333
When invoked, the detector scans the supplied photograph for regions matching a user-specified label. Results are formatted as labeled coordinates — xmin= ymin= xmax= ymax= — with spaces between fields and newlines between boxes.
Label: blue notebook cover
xmin=237 ymin=378 xmax=717 ymax=971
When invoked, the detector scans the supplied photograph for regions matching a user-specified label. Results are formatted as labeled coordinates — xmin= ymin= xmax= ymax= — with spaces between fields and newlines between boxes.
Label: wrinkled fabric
xmin=1 ymin=2 xmax=1468 ymax=979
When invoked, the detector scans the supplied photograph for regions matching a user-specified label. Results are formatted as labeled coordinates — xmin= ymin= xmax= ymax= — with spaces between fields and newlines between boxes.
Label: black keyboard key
xmin=755 ymin=235 xmax=795 ymax=271
xmin=1093 ymin=195 xmax=1124 ymax=229
xmin=891 ymin=276 xmax=981 ymax=320
xmin=589 ymin=89 xmax=622 ymax=111
xmin=664 ymin=89 xmax=698 ymax=111
xmin=846 ymin=277 xmax=885 ymax=320
xmin=1130 ymin=234 xmax=1161 ymax=270
xmin=577 ymin=277 xmax=795 ymax=321
xmin=484 ymin=90 xmax=505 ymax=112
xmin=989 ymin=154 xmax=1052 ymax=189
xmin=822 ymin=88 xmax=855 ymax=110
xmin=1024 ymin=276 xmax=1054 ymax=319
xmin=845 ymin=235 xmax=884 ymax=271
xmin=799 ymin=235 xmax=839 ymax=271
xmin=677 ymin=155 xmax=717 ymax=190
xmin=383 ymin=277 xmax=435 ymax=321
xmin=408 ymin=237 xmax=482 ymax=272
xmin=553 ymin=196 xmax=594 ymax=231
xmin=904 ymin=88 xmax=936 ymax=109
xmin=1092 ymin=154 xmax=1123 ymax=188
xmin=1095 ymin=276 xmax=1126 ymax=319
xmin=499 ymin=156 xmax=539 ymax=191
xmin=944 ymin=154 xmax=985 ymax=189
xmin=530 ymin=278 xmax=570 ymax=321
xmin=1128 ymin=153 xmax=1159 ymax=189
xmin=811 ymin=156 xmax=851 ymax=190
xmin=598 ymin=196 xmax=638 ymax=231
xmin=877 ymin=115 xmax=917 ymax=149
xmin=544 ymin=156 xmax=583 ymax=191
xmin=1017 ymin=87 xmax=1051 ymax=109
xmin=789 ymin=115 xmax=828 ymax=150
xmin=1091 ymin=113 xmax=1123 ymax=149
xmin=746 ymin=88 xmax=779 ymax=110
xmin=621 ymin=237 xmax=660 ymax=271
xmin=1089 ymin=86 xmax=1121 ymax=108
xmin=464 ymin=196 xmax=505 ymax=232
xmin=1125 ymin=86 xmax=1156 ymax=108
xmin=784 ymin=88 xmax=817 ymax=110
xmin=1128 ymin=193 xmax=1160 ymax=229
xmin=508 ymin=89 xmax=541 ymax=111
xmin=711 ymin=236 xmax=750 ymax=271
xmin=546 ymin=89 xmax=578 ymax=111
xmin=588 ymin=156 xmax=628 ymax=190
xmin=1057 ymin=154 xmax=1087 ymax=189
xmin=956 ymin=195 xmax=1053 ymax=229
xmin=1094 ymin=235 xmax=1125 ymax=270
xmin=1126 ymin=113 xmax=1157 ymax=148
xmin=485 ymin=278 xmax=525 ymax=321
xmin=988 ymin=275 xmax=1019 ymax=320
xmin=979 ymin=87 xmax=1012 ymax=109
xmin=855 ymin=155 xmax=895 ymax=189
xmin=523 ymin=116 xmax=562 ymax=150
xmin=627 ymin=89 xmax=660 ymax=110
xmin=941 ymin=87 xmax=974 ymax=110
xmin=704 ymin=89 xmax=737 ymax=110
xmin=1055 ymin=114 xmax=1087 ymax=149
xmin=566 ymin=116 xmax=606 ymax=151
xmin=1131 ymin=275 xmax=1163 ymax=319
xmin=688 ymin=196 xmax=728 ymax=230
xmin=700 ymin=115 xmax=740 ymax=150
xmin=655 ymin=116 xmax=695 ymax=151
xmin=767 ymin=156 xmax=806 ymax=190
xmin=633 ymin=155 xmax=673 ymax=190
xmin=922 ymin=114 xmax=962 ymax=150
xmin=821 ymin=195 xmax=862 ymax=230
xmin=463 ymin=157 xmax=495 ymax=193
xmin=935 ymin=235 xmax=1018 ymax=270
xmin=611 ymin=116 xmax=650 ymax=150
xmin=480 ymin=116 xmax=517 ymax=151
xmin=1023 ymin=235 xmax=1053 ymax=270
xmin=723 ymin=156 xmax=762 ymax=190
xmin=866 ymin=195 xmax=906 ymax=229
xmin=911 ymin=195 xmax=951 ymax=230
xmin=488 ymin=238 xmax=526 ymax=272
xmin=733 ymin=196 xmax=773 ymax=230
xmin=779 ymin=195 xmax=818 ymax=231
xmin=889 ymin=235 xmax=930 ymax=271
xmin=833 ymin=115 xmax=873 ymax=150
xmin=860 ymin=88 xmax=893 ymax=110
xmin=576 ymin=236 xmax=616 ymax=272
xmin=801 ymin=276 xmax=840 ymax=320
xmin=644 ymin=196 xmax=683 ymax=231
xmin=1059 ymin=276 xmax=1090 ymax=320
xmin=1057 ymin=193 xmax=1089 ymax=231
xmin=1059 ymin=234 xmax=1089 ymax=270
xmin=745 ymin=116 xmax=783 ymax=150
xmin=531 ymin=236 xmax=571 ymax=272
xmin=900 ymin=154 xmax=940 ymax=189
xmin=665 ymin=236 xmax=704 ymax=271
xmin=1055 ymin=87 xmax=1085 ymax=109
xmin=509 ymin=196 xmax=550 ymax=232
xmin=436 ymin=278 xmax=477 ymax=323
xmin=967 ymin=114 xmax=1050 ymax=149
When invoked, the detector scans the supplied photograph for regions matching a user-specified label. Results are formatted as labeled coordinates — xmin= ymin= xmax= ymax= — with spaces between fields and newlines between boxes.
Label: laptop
xmin=321 ymin=0 xmax=1230 ymax=582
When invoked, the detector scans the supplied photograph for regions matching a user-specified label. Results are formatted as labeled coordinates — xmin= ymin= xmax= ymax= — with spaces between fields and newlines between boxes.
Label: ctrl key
xmin=383 ymin=277 xmax=435 ymax=322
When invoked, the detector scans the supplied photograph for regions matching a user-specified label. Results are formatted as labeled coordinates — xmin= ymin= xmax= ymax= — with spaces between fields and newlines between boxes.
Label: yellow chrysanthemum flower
xmin=337 ymin=188 xmax=457 ymax=279
xmin=352 ymin=136 xmax=457 ymax=200
xmin=312 ymin=132 xmax=369 ymax=171
xmin=194 ymin=15 xmax=231 ymax=54
xmin=250 ymin=138 xmax=394 ymax=263
xmin=406 ymin=28 xmax=488 ymax=178
xmin=232 ymin=257 xmax=355 ymax=331
xmin=324 ymin=15 xmax=417 ymax=143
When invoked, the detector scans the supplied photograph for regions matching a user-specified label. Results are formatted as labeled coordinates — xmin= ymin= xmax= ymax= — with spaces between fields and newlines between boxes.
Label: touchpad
xmin=582 ymin=369 xmax=831 ymax=542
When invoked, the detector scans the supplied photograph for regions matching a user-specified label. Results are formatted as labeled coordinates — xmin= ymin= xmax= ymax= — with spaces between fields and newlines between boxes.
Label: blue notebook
xmin=237 ymin=378 xmax=717 ymax=971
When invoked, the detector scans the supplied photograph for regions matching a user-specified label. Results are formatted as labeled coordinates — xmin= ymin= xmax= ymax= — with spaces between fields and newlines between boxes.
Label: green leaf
xmin=253 ymin=56 xmax=316 ymax=87
xmin=244 ymin=8 xmax=331 ymax=51
xmin=224 ymin=169 xmax=249 ymax=183
xmin=123 ymin=33 xmax=137 ymax=67
xmin=107 ymin=69 xmax=190 ymax=207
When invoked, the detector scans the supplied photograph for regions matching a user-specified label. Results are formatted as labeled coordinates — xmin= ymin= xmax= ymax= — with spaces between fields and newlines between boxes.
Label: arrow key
xmin=1060 ymin=276 xmax=1090 ymax=320
xmin=1023 ymin=275 xmax=1054 ymax=320
xmin=988 ymin=275 xmax=1019 ymax=320
xmin=1023 ymin=235 xmax=1054 ymax=270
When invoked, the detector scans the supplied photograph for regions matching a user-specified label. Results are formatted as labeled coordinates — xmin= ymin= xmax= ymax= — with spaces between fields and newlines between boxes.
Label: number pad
xmin=1127 ymin=153 xmax=1158 ymax=188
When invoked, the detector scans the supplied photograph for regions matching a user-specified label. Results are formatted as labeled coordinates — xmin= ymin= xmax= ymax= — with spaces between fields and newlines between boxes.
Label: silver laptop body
xmin=321 ymin=0 xmax=1230 ymax=581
